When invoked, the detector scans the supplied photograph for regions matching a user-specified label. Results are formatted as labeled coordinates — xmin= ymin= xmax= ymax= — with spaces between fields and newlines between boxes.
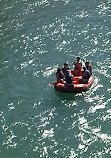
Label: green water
xmin=0 ymin=0 xmax=111 ymax=157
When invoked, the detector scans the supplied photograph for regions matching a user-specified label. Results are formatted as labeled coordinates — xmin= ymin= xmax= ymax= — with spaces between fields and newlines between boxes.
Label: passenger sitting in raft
xmin=81 ymin=66 xmax=90 ymax=84
xmin=65 ymin=70 xmax=73 ymax=87
xmin=62 ymin=62 xmax=69 ymax=77
xmin=56 ymin=68 xmax=64 ymax=83
xmin=85 ymin=61 xmax=92 ymax=75
xmin=72 ymin=56 xmax=82 ymax=76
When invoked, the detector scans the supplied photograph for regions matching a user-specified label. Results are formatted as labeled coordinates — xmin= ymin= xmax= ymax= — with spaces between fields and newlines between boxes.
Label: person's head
xmin=83 ymin=66 xmax=86 ymax=71
xmin=64 ymin=62 xmax=68 ymax=68
xmin=85 ymin=61 xmax=89 ymax=67
xmin=76 ymin=56 xmax=80 ymax=62
xmin=57 ymin=68 xmax=61 ymax=73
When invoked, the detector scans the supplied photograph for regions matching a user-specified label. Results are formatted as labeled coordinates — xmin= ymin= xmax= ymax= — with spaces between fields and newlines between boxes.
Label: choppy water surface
xmin=0 ymin=0 xmax=111 ymax=157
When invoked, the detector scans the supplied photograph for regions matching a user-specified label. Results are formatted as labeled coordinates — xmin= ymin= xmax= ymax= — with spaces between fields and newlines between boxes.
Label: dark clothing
xmin=85 ymin=70 xmax=90 ymax=79
xmin=62 ymin=67 xmax=69 ymax=77
xmin=56 ymin=72 xmax=64 ymax=83
xmin=86 ymin=65 xmax=92 ymax=75
xmin=59 ymin=72 xmax=64 ymax=79
xmin=82 ymin=70 xmax=90 ymax=84
xmin=65 ymin=74 xmax=73 ymax=86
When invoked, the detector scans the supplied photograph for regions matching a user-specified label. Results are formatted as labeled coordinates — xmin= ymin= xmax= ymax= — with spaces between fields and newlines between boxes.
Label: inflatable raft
xmin=53 ymin=75 xmax=94 ymax=93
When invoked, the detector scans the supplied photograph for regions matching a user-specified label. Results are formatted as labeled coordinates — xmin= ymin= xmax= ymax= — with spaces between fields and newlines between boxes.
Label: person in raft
xmin=85 ymin=61 xmax=92 ymax=75
xmin=62 ymin=62 xmax=69 ymax=77
xmin=72 ymin=56 xmax=82 ymax=76
xmin=56 ymin=68 xmax=64 ymax=83
xmin=81 ymin=66 xmax=90 ymax=84
xmin=65 ymin=70 xmax=73 ymax=87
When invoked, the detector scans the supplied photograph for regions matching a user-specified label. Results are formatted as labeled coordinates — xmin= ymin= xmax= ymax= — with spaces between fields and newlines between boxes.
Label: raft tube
xmin=53 ymin=76 xmax=94 ymax=93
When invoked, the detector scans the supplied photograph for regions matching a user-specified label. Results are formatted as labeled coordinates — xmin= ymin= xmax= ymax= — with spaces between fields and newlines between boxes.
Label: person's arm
xmin=89 ymin=66 xmax=92 ymax=74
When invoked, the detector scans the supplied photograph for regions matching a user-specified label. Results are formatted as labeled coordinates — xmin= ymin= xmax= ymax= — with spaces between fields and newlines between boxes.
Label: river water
xmin=0 ymin=0 xmax=111 ymax=157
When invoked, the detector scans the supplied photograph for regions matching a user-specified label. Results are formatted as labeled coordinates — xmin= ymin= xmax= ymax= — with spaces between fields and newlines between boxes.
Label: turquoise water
xmin=0 ymin=0 xmax=111 ymax=157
